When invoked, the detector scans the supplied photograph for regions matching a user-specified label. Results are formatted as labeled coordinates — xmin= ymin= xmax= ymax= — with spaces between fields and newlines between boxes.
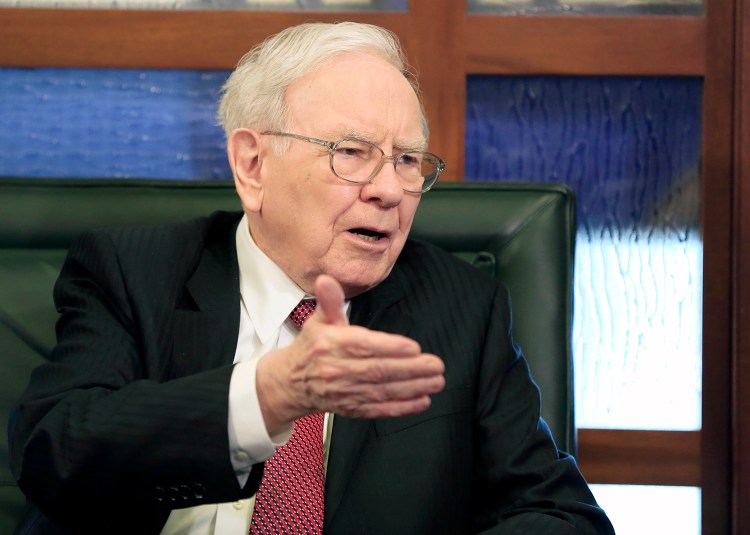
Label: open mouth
xmin=348 ymin=228 xmax=387 ymax=243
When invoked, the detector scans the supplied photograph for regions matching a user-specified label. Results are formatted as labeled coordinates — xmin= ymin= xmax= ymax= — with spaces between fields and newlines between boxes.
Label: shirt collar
xmin=235 ymin=214 xmax=308 ymax=344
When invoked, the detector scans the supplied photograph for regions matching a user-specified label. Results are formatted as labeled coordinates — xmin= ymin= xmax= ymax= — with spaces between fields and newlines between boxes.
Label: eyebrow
xmin=396 ymin=138 xmax=429 ymax=152
xmin=335 ymin=128 xmax=428 ymax=152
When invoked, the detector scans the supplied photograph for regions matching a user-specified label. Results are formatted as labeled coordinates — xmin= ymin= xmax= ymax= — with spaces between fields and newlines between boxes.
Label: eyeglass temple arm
xmin=263 ymin=131 xmax=335 ymax=150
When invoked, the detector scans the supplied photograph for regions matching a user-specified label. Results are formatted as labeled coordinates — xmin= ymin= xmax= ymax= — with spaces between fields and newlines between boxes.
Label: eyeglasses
xmin=261 ymin=131 xmax=445 ymax=194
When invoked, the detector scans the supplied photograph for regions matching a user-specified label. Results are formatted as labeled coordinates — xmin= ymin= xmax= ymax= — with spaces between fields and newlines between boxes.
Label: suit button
xmin=193 ymin=483 xmax=206 ymax=499
xmin=167 ymin=486 xmax=181 ymax=502
xmin=232 ymin=500 xmax=244 ymax=510
xmin=179 ymin=484 xmax=191 ymax=500
xmin=234 ymin=450 xmax=249 ymax=463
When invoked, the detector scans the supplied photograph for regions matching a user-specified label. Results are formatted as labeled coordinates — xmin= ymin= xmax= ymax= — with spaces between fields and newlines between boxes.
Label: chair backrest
xmin=0 ymin=178 xmax=576 ymax=533
xmin=410 ymin=182 xmax=576 ymax=455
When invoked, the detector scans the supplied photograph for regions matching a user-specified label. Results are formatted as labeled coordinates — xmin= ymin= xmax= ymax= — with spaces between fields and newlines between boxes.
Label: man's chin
xmin=336 ymin=271 xmax=392 ymax=299
xmin=339 ymin=280 xmax=380 ymax=299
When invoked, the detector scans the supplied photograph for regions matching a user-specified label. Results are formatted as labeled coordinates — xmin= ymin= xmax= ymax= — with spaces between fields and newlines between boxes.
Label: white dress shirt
xmin=161 ymin=214 xmax=337 ymax=535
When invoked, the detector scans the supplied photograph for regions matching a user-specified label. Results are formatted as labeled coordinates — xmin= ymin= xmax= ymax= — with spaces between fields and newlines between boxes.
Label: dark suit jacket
xmin=9 ymin=211 xmax=614 ymax=535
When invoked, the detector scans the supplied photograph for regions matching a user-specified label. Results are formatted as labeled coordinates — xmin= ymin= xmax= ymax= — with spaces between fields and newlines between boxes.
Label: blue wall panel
xmin=465 ymin=75 xmax=703 ymax=430
xmin=466 ymin=75 xmax=702 ymax=232
xmin=0 ymin=68 xmax=231 ymax=180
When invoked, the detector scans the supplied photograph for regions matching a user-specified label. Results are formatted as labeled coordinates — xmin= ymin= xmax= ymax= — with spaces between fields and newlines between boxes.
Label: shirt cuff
xmin=228 ymin=359 xmax=294 ymax=476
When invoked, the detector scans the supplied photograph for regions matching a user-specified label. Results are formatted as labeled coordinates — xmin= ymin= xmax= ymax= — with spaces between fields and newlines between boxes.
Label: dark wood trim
xmin=404 ymin=0 xmax=466 ymax=181
xmin=0 ymin=8 xmax=408 ymax=69
xmin=0 ymin=8 xmax=705 ymax=76
xmin=577 ymin=429 xmax=701 ymax=487
xmin=734 ymin=0 xmax=750 ymax=532
xmin=465 ymin=15 xmax=705 ymax=76
xmin=704 ymin=0 xmax=735 ymax=532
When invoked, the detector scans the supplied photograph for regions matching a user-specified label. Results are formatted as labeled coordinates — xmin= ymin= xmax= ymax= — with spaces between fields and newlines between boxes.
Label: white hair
xmin=217 ymin=22 xmax=428 ymax=146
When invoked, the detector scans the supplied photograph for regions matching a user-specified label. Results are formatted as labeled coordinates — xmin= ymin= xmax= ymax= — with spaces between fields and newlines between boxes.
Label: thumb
xmin=313 ymin=274 xmax=349 ymax=326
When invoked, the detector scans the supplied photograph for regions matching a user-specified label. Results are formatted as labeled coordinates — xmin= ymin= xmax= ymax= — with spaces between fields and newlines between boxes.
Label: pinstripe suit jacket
xmin=9 ymin=211 xmax=613 ymax=535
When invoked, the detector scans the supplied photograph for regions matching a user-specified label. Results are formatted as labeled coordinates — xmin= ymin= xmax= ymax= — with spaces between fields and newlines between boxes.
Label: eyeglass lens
xmin=332 ymin=139 xmax=438 ymax=191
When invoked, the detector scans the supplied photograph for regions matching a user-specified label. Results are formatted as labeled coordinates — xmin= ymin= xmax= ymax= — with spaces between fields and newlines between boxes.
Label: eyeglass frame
xmin=261 ymin=131 xmax=445 ymax=194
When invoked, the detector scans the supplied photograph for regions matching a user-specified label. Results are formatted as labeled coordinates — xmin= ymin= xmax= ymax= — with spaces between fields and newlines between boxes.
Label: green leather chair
xmin=0 ymin=178 xmax=576 ymax=533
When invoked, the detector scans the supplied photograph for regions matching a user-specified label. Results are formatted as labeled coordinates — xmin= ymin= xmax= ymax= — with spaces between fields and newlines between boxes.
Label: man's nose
xmin=360 ymin=158 xmax=404 ymax=206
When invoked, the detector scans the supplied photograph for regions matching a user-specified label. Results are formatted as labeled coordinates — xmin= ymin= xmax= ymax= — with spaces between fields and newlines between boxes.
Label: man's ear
xmin=227 ymin=128 xmax=264 ymax=213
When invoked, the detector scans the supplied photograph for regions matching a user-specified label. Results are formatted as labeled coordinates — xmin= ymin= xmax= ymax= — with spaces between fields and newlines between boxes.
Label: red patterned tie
xmin=288 ymin=299 xmax=317 ymax=329
xmin=250 ymin=299 xmax=324 ymax=534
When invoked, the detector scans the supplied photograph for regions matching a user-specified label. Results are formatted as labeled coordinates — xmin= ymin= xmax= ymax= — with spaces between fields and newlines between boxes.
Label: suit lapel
xmin=324 ymin=269 xmax=413 ymax=529
xmin=171 ymin=222 xmax=241 ymax=377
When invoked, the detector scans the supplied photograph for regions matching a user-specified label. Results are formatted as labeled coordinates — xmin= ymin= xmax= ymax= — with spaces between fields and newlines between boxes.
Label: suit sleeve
xmin=8 ymin=230 xmax=263 ymax=531
xmin=473 ymin=284 xmax=615 ymax=535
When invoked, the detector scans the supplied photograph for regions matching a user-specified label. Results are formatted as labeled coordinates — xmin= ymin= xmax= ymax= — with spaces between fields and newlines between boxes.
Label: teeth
xmin=355 ymin=232 xmax=381 ymax=242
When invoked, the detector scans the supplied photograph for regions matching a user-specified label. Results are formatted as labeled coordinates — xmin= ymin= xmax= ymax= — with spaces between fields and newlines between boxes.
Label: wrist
xmin=256 ymin=350 xmax=304 ymax=435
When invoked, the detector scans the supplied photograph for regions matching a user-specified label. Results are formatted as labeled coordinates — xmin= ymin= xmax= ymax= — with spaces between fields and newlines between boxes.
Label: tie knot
xmin=289 ymin=299 xmax=317 ymax=328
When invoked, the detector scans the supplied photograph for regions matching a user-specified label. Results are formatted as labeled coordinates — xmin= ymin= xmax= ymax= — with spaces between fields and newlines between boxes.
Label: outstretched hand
xmin=256 ymin=274 xmax=445 ymax=435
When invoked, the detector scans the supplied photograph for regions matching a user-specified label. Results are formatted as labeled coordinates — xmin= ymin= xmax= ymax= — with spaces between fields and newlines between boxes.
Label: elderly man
xmin=9 ymin=22 xmax=614 ymax=535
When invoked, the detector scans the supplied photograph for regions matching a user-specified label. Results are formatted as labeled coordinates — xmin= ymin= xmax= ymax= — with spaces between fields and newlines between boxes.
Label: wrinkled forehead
xmin=284 ymin=52 xmax=427 ymax=143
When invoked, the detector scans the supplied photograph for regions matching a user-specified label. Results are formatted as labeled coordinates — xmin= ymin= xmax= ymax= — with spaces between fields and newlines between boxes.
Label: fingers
xmin=322 ymin=364 xmax=445 ymax=404
xmin=313 ymin=274 xmax=348 ymax=326
xmin=315 ymin=369 xmax=445 ymax=420
xmin=257 ymin=342 xmax=444 ymax=431
xmin=316 ymin=350 xmax=444 ymax=385
xmin=304 ymin=343 xmax=446 ymax=419
xmin=298 ymin=287 xmax=445 ymax=418
xmin=257 ymin=274 xmax=446 ymax=425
